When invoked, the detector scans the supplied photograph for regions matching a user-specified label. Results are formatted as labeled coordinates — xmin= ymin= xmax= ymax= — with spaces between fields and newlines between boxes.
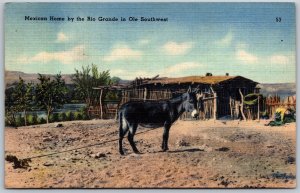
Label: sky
xmin=5 ymin=3 xmax=296 ymax=83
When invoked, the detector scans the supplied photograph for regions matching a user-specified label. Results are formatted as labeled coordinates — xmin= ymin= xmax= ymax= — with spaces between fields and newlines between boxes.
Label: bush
xmin=82 ymin=112 xmax=89 ymax=120
xmin=66 ymin=111 xmax=75 ymax=121
xmin=27 ymin=114 xmax=38 ymax=125
xmin=15 ymin=115 xmax=25 ymax=127
xmin=49 ymin=113 xmax=59 ymax=122
xmin=74 ymin=112 xmax=83 ymax=120
xmin=58 ymin=112 xmax=67 ymax=122
xmin=79 ymin=107 xmax=89 ymax=120
xmin=5 ymin=115 xmax=16 ymax=126
xmin=37 ymin=117 xmax=46 ymax=124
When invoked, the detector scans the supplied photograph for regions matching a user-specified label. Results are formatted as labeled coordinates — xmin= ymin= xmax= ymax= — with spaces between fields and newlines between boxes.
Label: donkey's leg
xmin=162 ymin=123 xmax=171 ymax=151
xmin=119 ymin=115 xmax=129 ymax=155
xmin=128 ymin=123 xmax=140 ymax=154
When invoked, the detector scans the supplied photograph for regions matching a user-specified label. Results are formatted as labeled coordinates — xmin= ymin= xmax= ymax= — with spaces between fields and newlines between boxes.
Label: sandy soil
xmin=5 ymin=119 xmax=296 ymax=188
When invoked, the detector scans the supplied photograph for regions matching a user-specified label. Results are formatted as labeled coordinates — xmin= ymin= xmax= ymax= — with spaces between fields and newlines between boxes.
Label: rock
xmin=220 ymin=180 xmax=230 ymax=187
xmin=285 ymin=156 xmax=295 ymax=164
xmin=43 ymin=162 xmax=54 ymax=167
xmin=42 ymin=136 xmax=52 ymax=142
xmin=177 ymin=139 xmax=190 ymax=147
xmin=90 ymin=152 xmax=106 ymax=159
xmin=55 ymin=123 xmax=63 ymax=128
xmin=215 ymin=147 xmax=230 ymax=152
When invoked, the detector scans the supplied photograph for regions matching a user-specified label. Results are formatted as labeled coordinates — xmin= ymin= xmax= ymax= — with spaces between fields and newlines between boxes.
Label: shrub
xmin=49 ymin=113 xmax=59 ymax=122
xmin=15 ymin=115 xmax=25 ymax=127
xmin=74 ymin=112 xmax=83 ymax=120
xmin=58 ymin=112 xmax=67 ymax=122
xmin=5 ymin=115 xmax=16 ymax=126
xmin=66 ymin=111 xmax=75 ymax=121
xmin=27 ymin=114 xmax=38 ymax=125
xmin=37 ymin=117 xmax=47 ymax=124
xmin=79 ymin=107 xmax=89 ymax=120
xmin=82 ymin=112 xmax=89 ymax=120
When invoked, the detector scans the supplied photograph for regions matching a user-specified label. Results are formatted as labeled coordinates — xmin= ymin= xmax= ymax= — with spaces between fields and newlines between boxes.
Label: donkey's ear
xmin=187 ymin=86 xmax=192 ymax=93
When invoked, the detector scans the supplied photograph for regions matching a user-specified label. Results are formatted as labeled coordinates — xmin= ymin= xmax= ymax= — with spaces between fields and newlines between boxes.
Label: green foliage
xmin=5 ymin=113 xmax=16 ymax=127
xmin=74 ymin=112 xmax=83 ymax=120
xmin=35 ymin=73 xmax=68 ymax=123
xmin=5 ymin=86 xmax=18 ymax=126
xmin=66 ymin=111 xmax=75 ymax=121
xmin=5 ymin=116 xmax=11 ymax=126
xmin=49 ymin=113 xmax=59 ymax=123
xmin=82 ymin=112 xmax=89 ymax=120
xmin=111 ymin=76 xmax=121 ymax=84
xmin=105 ymin=91 xmax=121 ymax=101
xmin=37 ymin=117 xmax=47 ymax=125
xmin=58 ymin=112 xmax=67 ymax=122
xmin=10 ymin=77 xmax=34 ymax=126
xmin=79 ymin=107 xmax=89 ymax=120
xmin=15 ymin=115 xmax=25 ymax=127
xmin=72 ymin=64 xmax=111 ymax=106
xmin=27 ymin=114 xmax=38 ymax=125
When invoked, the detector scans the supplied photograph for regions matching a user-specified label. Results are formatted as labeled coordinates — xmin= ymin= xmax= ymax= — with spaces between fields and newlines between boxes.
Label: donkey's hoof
xmin=162 ymin=148 xmax=169 ymax=152
xmin=119 ymin=151 xmax=125 ymax=155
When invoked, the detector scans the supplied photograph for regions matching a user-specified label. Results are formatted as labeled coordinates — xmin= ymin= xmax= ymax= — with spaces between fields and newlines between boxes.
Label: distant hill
xmin=5 ymin=71 xmax=296 ymax=98
xmin=5 ymin=71 xmax=131 ymax=87
xmin=5 ymin=71 xmax=73 ymax=85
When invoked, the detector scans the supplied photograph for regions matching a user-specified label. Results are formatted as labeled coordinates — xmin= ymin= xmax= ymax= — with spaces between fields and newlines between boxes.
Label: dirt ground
xmin=5 ymin=119 xmax=296 ymax=188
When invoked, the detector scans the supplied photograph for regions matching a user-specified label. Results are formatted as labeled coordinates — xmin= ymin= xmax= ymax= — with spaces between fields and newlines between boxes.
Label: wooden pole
xmin=239 ymin=89 xmax=247 ymax=121
xmin=213 ymin=92 xmax=217 ymax=120
xmin=100 ymin=89 xmax=103 ymax=119
xmin=229 ymin=96 xmax=233 ymax=119
xmin=210 ymin=87 xmax=217 ymax=120
xmin=257 ymin=95 xmax=260 ymax=120
xmin=144 ymin=88 xmax=147 ymax=101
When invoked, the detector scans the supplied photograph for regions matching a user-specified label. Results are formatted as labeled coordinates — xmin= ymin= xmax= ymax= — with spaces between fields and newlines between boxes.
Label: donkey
xmin=118 ymin=87 xmax=199 ymax=155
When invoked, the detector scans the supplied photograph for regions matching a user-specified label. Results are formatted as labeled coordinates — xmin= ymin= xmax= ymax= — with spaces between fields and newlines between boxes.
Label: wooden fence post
xmin=210 ymin=87 xmax=217 ymax=120
xmin=99 ymin=89 xmax=103 ymax=119
xmin=229 ymin=96 xmax=233 ymax=119
xmin=144 ymin=88 xmax=147 ymax=101
xmin=257 ymin=95 xmax=260 ymax=121
xmin=239 ymin=89 xmax=247 ymax=121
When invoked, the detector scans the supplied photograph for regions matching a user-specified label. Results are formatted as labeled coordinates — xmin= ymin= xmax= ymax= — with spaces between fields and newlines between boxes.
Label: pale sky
xmin=5 ymin=3 xmax=296 ymax=83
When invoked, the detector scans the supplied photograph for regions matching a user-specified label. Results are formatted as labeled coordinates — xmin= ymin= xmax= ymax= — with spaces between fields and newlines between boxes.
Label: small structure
xmin=89 ymin=85 xmax=125 ymax=119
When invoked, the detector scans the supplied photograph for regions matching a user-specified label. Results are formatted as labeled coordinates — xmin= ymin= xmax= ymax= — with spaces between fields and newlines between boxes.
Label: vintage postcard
xmin=4 ymin=2 xmax=296 ymax=188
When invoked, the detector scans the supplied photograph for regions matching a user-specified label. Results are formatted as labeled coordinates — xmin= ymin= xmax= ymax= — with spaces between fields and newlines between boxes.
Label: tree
xmin=35 ymin=74 xmax=68 ymax=124
xmin=111 ymin=76 xmax=121 ymax=84
xmin=72 ymin=64 xmax=111 ymax=106
xmin=11 ymin=77 xmax=34 ymax=126
xmin=5 ymin=85 xmax=18 ymax=126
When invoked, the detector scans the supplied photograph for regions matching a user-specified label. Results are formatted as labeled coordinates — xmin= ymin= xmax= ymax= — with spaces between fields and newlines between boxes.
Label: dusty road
xmin=5 ymin=119 xmax=296 ymax=188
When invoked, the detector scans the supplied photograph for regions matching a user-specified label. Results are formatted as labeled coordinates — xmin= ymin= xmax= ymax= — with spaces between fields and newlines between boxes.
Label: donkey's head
xmin=182 ymin=86 xmax=199 ymax=118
